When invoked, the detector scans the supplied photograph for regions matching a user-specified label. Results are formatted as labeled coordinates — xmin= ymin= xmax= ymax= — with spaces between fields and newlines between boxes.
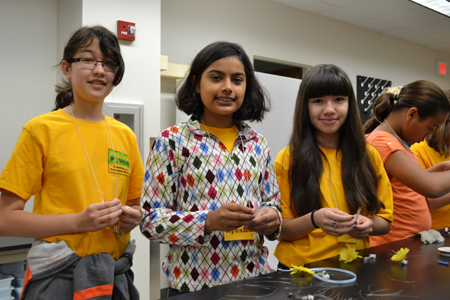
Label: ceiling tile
xmin=352 ymin=18 xmax=397 ymax=31
xmin=375 ymin=7 xmax=445 ymax=27
xmin=401 ymin=34 xmax=441 ymax=45
xmin=428 ymin=31 xmax=450 ymax=42
xmin=270 ymin=0 xmax=336 ymax=13
xmin=319 ymin=0 xmax=371 ymax=7
xmin=319 ymin=8 xmax=367 ymax=23
xmin=407 ymin=18 xmax=450 ymax=35
xmin=344 ymin=0 xmax=419 ymax=17
xmin=427 ymin=42 xmax=450 ymax=52
xmin=381 ymin=27 xmax=419 ymax=39
xmin=271 ymin=0 xmax=450 ymax=54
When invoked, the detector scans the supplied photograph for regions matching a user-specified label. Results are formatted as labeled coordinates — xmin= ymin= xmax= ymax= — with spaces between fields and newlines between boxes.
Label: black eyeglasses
xmin=68 ymin=58 xmax=118 ymax=73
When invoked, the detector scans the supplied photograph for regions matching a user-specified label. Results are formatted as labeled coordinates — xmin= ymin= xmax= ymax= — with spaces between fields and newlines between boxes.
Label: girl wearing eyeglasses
xmin=0 ymin=26 xmax=144 ymax=299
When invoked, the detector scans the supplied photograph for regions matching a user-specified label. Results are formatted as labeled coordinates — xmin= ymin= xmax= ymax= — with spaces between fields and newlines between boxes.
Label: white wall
xmin=160 ymin=0 xmax=450 ymax=287
xmin=0 ymin=0 xmax=57 ymax=249
xmin=0 ymin=0 xmax=57 ymax=172
xmin=81 ymin=1 xmax=161 ymax=299
xmin=1 ymin=1 xmax=160 ymax=299
xmin=161 ymin=0 xmax=450 ymax=88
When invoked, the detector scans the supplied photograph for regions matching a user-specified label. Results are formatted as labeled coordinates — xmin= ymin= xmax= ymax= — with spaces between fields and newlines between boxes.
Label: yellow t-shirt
xmin=200 ymin=124 xmax=238 ymax=153
xmin=411 ymin=140 xmax=450 ymax=230
xmin=273 ymin=145 xmax=393 ymax=266
xmin=0 ymin=109 xmax=144 ymax=260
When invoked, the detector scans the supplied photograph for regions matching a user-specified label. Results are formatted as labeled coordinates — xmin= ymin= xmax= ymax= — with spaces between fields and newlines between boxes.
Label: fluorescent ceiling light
xmin=410 ymin=0 xmax=450 ymax=17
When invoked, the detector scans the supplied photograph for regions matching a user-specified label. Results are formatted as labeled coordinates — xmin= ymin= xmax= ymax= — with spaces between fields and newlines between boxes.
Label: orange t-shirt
xmin=366 ymin=131 xmax=431 ymax=246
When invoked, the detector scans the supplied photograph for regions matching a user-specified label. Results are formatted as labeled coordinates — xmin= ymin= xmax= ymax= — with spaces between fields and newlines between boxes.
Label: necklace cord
xmin=377 ymin=118 xmax=414 ymax=155
xmin=69 ymin=105 xmax=120 ymax=234
xmin=69 ymin=105 xmax=109 ymax=201
xmin=322 ymin=163 xmax=339 ymax=210
xmin=69 ymin=104 xmax=122 ymax=236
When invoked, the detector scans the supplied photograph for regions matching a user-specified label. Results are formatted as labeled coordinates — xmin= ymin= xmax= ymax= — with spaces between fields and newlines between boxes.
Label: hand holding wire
xmin=348 ymin=214 xmax=373 ymax=239
xmin=205 ymin=203 xmax=254 ymax=232
xmin=315 ymin=208 xmax=354 ymax=237
xmin=118 ymin=204 xmax=141 ymax=233
xmin=246 ymin=207 xmax=279 ymax=235
xmin=77 ymin=198 xmax=122 ymax=232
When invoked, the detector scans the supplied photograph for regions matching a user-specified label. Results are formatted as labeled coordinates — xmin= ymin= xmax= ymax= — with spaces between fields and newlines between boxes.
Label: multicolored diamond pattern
xmin=141 ymin=119 xmax=281 ymax=292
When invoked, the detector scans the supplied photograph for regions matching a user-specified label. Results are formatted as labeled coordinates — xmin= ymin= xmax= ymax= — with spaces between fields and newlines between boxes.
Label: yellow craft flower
xmin=290 ymin=264 xmax=315 ymax=275
xmin=339 ymin=247 xmax=362 ymax=263
xmin=391 ymin=248 xmax=409 ymax=261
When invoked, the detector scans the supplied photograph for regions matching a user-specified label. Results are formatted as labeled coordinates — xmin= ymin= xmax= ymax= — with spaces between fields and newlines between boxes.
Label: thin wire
xmin=322 ymin=164 xmax=339 ymax=210
xmin=383 ymin=119 xmax=414 ymax=155
xmin=311 ymin=267 xmax=357 ymax=285
xmin=69 ymin=105 xmax=105 ymax=201
xmin=278 ymin=267 xmax=357 ymax=285
xmin=374 ymin=116 xmax=414 ymax=155
xmin=69 ymin=104 xmax=120 ymax=235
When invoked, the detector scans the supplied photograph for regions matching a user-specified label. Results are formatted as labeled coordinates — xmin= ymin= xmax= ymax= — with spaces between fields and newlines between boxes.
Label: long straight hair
xmin=289 ymin=64 xmax=383 ymax=216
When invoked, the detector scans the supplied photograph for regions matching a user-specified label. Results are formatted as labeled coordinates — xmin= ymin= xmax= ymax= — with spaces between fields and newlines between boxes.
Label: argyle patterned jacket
xmin=140 ymin=118 xmax=281 ymax=292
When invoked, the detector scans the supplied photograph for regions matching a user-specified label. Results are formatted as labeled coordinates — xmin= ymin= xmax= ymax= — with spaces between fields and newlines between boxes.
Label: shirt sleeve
xmin=140 ymin=130 xmax=210 ymax=247
xmin=0 ymin=127 xmax=43 ymax=200
xmin=274 ymin=148 xmax=296 ymax=220
xmin=127 ymin=138 xmax=145 ymax=200
xmin=366 ymin=133 xmax=406 ymax=163
xmin=258 ymin=142 xmax=282 ymax=241
xmin=368 ymin=145 xmax=394 ymax=222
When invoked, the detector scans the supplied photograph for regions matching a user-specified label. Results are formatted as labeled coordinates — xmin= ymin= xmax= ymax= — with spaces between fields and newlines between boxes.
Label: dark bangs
xmin=63 ymin=26 xmax=124 ymax=86
xmin=94 ymin=27 xmax=124 ymax=85
xmin=304 ymin=64 xmax=352 ymax=100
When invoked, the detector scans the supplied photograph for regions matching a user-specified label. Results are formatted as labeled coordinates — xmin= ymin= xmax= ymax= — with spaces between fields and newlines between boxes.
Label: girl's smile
xmin=89 ymin=79 xmax=106 ymax=87
xmin=321 ymin=118 xmax=338 ymax=125
xmin=196 ymin=56 xmax=246 ymax=128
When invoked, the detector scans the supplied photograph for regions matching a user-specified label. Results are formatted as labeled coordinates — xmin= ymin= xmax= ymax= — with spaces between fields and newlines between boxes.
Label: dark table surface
xmin=170 ymin=233 xmax=450 ymax=299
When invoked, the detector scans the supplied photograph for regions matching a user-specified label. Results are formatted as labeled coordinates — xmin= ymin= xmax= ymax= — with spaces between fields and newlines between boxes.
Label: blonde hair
xmin=381 ymin=86 xmax=402 ymax=97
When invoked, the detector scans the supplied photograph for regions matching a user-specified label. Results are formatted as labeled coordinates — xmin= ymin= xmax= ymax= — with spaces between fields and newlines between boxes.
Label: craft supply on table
xmin=438 ymin=247 xmax=450 ymax=257
xmin=438 ymin=260 xmax=449 ymax=266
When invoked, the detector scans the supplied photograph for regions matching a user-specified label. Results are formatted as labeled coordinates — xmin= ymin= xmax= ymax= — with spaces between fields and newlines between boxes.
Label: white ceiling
xmin=271 ymin=0 xmax=450 ymax=54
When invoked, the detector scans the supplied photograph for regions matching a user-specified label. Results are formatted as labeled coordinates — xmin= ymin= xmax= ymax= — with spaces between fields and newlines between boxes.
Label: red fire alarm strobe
xmin=117 ymin=20 xmax=136 ymax=41
xmin=436 ymin=60 xmax=447 ymax=76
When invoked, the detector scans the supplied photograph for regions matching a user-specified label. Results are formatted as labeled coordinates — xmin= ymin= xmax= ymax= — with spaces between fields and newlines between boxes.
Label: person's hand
xmin=245 ymin=207 xmax=279 ymax=236
xmin=205 ymin=203 xmax=254 ymax=233
xmin=314 ymin=208 xmax=354 ymax=237
xmin=118 ymin=204 xmax=141 ymax=233
xmin=76 ymin=198 xmax=122 ymax=232
xmin=347 ymin=215 xmax=373 ymax=239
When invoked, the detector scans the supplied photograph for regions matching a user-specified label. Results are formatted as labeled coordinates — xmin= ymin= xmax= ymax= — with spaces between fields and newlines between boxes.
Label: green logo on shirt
xmin=108 ymin=149 xmax=130 ymax=176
